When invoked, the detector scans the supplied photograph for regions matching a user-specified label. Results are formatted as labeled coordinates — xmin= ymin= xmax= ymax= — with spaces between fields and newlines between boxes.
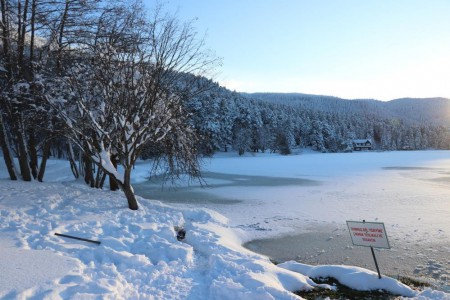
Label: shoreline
xmin=243 ymin=224 xmax=450 ymax=293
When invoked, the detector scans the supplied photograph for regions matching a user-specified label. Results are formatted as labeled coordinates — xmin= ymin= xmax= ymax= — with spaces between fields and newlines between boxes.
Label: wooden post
xmin=55 ymin=233 xmax=101 ymax=245
xmin=370 ymin=246 xmax=382 ymax=279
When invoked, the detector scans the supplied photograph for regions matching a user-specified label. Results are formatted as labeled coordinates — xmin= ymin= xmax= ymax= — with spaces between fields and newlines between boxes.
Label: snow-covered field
xmin=1 ymin=150 xmax=449 ymax=299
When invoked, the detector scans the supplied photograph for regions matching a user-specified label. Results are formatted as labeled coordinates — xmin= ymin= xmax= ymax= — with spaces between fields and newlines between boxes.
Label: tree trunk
xmin=78 ymin=148 xmax=83 ymax=177
xmin=122 ymin=167 xmax=138 ymax=210
xmin=17 ymin=137 xmax=31 ymax=181
xmin=18 ymin=0 xmax=29 ymax=77
xmin=57 ymin=145 xmax=63 ymax=158
xmin=15 ymin=114 xmax=32 ymax=181
xmin=109 ymin=153 xmax=119 ymax=191
xmin=94 ymin=168 xmax=102 ymax=188
xmin=37 ymin=139 xmax=51 ymax=182
xmin=99 ymin=172 xmax=107 ymax=189
xmin=122 ymin=183 xmax=138 ymax=210
xmin=67 ymin=141 xmax=79 ymax=179
xmin=0 ymin=0 xmax=12 ymax=77
xmin=83 ymin=152 xmax=94 ymax=187
xmin=27 ymin=127 xmax=38 ymax=179
xmin=0 ymin=114 xmax=18 ymax=180
xmin=56 ymin=0 xmax=70 ymax=73
xmin=29 ymin=0 xmax=36 ymax=73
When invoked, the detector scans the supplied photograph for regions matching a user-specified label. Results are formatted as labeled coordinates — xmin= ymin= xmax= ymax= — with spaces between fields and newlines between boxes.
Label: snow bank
xmin=278 ymin=261 xmax=415 ymax=296
xmin=279 ymin=261 xmax=450 ymax=299
xmin=0 ymin=179 xmax=315 ymax=299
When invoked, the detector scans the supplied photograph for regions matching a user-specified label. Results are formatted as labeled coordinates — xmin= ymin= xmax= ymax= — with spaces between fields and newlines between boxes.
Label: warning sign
xmin=346 ymin=221 xmax=390 ymax=249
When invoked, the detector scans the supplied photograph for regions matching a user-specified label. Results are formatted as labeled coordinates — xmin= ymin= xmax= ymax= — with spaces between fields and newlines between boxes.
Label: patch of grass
xmin=396 ymin=275 xmax=431 ymax=289
xmin=295 ymin=277 xmax=402 ymax=300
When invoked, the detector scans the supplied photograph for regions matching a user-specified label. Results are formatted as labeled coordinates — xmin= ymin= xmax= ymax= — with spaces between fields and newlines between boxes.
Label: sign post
xmin=346 ymin=220 xmax=390 ymax=279
xmin=370 ymin=246 xmax=381 ymax=279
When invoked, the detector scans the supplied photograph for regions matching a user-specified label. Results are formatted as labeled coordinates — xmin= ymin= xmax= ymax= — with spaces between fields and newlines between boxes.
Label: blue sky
xmin=144 ymin=1 xmax=450 ymax=101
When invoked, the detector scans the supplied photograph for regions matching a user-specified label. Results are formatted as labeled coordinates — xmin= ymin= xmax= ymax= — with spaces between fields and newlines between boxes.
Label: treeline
xmin=246 ymin=93 xmax=450 ymax=127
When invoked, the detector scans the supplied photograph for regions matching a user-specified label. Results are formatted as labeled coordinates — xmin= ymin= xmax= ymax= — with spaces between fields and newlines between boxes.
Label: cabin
xmin=352 ymin=139 xmax=372 ymax=151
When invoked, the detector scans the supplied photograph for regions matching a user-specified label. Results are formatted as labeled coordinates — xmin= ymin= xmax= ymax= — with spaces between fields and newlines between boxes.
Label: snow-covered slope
xmin=0 ymin=158 xmax=449 ymax=299
xmin=0 ymin=179 xmax=317 ymax=299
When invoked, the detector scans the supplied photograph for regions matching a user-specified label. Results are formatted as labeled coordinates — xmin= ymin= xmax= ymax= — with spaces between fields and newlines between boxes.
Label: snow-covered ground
xmin=0 ymin=150 xmax=449 ymax=299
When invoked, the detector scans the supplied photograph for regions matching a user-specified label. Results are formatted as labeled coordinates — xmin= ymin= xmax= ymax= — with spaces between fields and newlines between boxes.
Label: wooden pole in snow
xmin=55 ymin=233 xmax=101 ymax=245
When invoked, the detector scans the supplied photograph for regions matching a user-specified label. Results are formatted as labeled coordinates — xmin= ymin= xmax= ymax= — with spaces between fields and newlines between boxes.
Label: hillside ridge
xmin=243 ymin=92 xmax=450 ymax=126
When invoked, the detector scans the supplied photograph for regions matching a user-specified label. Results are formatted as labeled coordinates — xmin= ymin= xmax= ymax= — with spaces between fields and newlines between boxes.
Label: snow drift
xmin=0 ymin=180 xmax=318 ymax=299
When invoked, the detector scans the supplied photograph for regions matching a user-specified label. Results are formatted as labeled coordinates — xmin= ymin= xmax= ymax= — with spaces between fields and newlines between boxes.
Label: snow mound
xmin=279 ymin=261 xmax=450 ymax=299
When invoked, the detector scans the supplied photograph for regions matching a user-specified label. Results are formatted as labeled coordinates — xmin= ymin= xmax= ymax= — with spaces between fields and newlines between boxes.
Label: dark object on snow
xmin=55 ymin=232 xmax=101 ymax=245
xmin=176 ymin=228 xmax=186 ymax=241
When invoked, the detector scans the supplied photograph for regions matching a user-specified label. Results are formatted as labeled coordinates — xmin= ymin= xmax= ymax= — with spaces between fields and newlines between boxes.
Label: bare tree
xmin=48 ymin=2 xmax=218 ymax=210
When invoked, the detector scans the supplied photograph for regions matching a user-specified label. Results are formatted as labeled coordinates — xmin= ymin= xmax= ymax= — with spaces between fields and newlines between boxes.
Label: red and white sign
xmin=346 ymin=221 xmax=390 ymax=249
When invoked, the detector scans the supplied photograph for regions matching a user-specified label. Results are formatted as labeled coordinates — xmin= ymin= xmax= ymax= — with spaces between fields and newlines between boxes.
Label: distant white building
xmin=352 ymin=139 xmax=372 ymax=151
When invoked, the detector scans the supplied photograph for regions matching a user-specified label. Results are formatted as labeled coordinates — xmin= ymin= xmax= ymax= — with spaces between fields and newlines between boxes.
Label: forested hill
xmin=243 ymin=93 xmax=450 ymax=127
xmin=175 ymin=78 xmax=450 ymax=156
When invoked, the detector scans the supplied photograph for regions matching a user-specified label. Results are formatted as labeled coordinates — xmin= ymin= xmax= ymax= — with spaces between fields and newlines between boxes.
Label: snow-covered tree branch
xmin=47 ymin=1 xmax=218 ymax=210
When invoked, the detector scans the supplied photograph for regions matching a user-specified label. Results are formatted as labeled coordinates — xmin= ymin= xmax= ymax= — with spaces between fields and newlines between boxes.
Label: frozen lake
xmin=133 ymin=150 xmax=450 ymax=291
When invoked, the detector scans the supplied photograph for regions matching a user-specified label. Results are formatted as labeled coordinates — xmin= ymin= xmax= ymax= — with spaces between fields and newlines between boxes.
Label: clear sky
xmin=144 ymin=0 xmax=450 ymax=101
